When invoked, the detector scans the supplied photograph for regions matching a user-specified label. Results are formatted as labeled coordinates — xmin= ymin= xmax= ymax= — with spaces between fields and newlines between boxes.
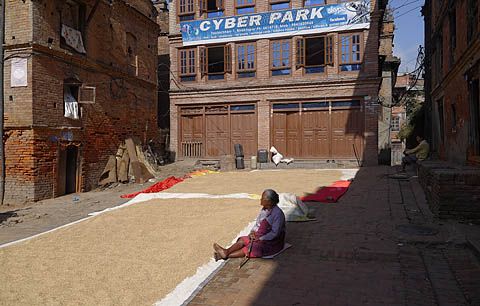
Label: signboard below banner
xmin=181 ymin=1 xmax=370 ymax=46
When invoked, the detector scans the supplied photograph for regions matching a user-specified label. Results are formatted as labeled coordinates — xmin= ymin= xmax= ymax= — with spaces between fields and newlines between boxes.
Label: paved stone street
xmin=190 ymin=166 xmax=480 ymax=306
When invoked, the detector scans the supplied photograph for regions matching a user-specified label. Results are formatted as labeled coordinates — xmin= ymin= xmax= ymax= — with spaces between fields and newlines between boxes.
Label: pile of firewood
xmin=98 ymin=138 xmax=156 ymax=185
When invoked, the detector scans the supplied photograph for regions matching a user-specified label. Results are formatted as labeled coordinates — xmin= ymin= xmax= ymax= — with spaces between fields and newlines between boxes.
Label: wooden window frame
xmin=269 ymin=0 xmax=291 ymax=10
xmin=270 ymin=39 xmax=292 ymax=76
xmin=179 ymin=48 xmax=197 ymax=81
xmin=236 ymin=42 xmax=256 ymax=76
xmin=296 ymin=35 xmax=334 ymax=69
xmin=200 ymin=0 xmax=225 ymax=14
xmin=303 ymin=0 xmax=326 ymax=7
xmin=199 ymin=44 xmax=232 ymax=77
xmin=177 ymin=0 xmax=195 ymax=19
xmin=235 ymin=0 xmax=255 ymax=11
xmin=338 ymin=32 xmax=364 ymax=72
xmin=391 ymin=116 xmax=400 ymax=131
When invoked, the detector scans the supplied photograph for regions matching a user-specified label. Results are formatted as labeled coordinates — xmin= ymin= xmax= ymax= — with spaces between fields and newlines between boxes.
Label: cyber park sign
xmin=180 ymin=0 xmax=370 ymax=46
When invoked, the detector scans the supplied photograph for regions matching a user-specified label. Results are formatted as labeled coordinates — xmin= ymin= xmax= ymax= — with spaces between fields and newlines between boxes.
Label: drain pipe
xmin=0 ymin=0 xmax=5 ymax=205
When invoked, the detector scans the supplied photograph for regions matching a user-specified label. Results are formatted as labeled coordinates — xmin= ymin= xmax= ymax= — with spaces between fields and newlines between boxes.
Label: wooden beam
xmin=86 ymin=0 xmax=101 ymax=26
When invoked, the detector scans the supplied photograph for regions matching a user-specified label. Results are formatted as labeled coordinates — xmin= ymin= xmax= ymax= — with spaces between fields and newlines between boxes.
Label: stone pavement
xmin=189 ymin=166 xmax=480 ymax=306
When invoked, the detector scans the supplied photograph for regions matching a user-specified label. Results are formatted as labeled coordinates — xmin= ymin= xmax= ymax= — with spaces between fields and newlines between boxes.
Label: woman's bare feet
xmin=213 ymin=252 xmax=222 ymax=261
xmin=213 ymin=243 xmax=227 ymax=259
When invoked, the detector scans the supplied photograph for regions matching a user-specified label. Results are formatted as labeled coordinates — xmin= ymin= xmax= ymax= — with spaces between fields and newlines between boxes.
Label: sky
xmin=390 ymin=0 xmax=425 ymax=74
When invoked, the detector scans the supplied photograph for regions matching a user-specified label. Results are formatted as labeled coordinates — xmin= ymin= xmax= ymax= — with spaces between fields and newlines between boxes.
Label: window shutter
xmin=78 ymin=86 xmax=96 ymax=104
xmin=199 ymin=0 xmax=206 ymax=13
xmin=224 ymin=44 xmax=232 ymax=73
xmin=216 ymin=0 xmax=224 ymax=10
xmin=325 ymin=35 xmax=334 ymax=65
xmin=296 ymin=38 xmax=305 ymax=68
xmin=200 ymin=47 xmax=207 ymax=76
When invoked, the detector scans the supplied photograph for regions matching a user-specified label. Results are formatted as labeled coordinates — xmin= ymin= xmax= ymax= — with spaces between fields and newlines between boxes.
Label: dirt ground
xmin=0 ymin=160 xmax=197 ymax=245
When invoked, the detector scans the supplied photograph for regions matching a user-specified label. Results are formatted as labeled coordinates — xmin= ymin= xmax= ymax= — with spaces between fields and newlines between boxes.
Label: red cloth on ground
xmin=300 ymin=180 xmax=352 ymax=203
xmin=120 ymin=176 xmax=184 ymax=198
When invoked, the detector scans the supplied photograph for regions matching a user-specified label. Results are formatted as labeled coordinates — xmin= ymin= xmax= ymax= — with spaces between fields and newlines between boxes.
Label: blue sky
xmin=390 ymin=0 xmax=425 ymax=74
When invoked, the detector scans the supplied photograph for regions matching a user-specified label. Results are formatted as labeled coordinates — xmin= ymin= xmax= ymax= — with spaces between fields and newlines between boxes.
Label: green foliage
xmin=398 ymin=94 xmax=424 ymax=144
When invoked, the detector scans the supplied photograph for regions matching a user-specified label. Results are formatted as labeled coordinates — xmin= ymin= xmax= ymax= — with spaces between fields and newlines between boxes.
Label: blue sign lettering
xmin=181 ymin=0 xmax=370 ymax=46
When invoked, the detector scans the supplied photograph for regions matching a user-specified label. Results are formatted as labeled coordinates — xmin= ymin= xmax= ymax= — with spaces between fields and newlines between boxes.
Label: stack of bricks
xmin=418 ymin=161 xmax=480 ymax=223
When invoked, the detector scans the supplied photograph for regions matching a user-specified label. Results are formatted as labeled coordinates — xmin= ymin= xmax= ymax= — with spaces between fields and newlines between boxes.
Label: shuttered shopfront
xmin=271 ymin=100 xmax=364 ymax=159
xmin=179 ymin=103 xmax=258 ymax=158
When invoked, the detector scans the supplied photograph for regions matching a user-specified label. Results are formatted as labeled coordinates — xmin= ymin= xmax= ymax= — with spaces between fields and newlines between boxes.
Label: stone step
xmin=257 ymin=159 xmax=360 ymax=169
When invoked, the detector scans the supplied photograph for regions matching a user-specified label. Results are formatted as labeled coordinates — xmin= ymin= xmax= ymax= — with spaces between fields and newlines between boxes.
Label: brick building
xmin=377 ymin=9 xmax=400 ymax=165
xmin=168 ymin=0 xmax=393 ymax=165
xmin=419 ymin=0 xmax=480 ymax=222
xmin=423 ymin=0 xmax=480 ymax=165
xmin=4 ymin=0 xmax=160 ymax=203
xmin=390 ymin=74 xmax=424 ymax=165
xmin=154 ymin=0 xmax=171 ymax=131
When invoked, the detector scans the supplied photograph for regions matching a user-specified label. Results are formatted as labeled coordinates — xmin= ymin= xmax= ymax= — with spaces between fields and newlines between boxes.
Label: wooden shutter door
xmin=224 ymin=44 xmax=232 ymax=73
xmin=200 ymin=47 xmax=207 ymax=76
xmin=296 ymin=38 xmax=305 ymax=68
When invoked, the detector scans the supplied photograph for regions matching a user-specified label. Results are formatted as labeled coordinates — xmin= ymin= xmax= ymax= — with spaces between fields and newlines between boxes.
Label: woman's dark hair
xmin=263 ymin=189 xmax=279 ymax=205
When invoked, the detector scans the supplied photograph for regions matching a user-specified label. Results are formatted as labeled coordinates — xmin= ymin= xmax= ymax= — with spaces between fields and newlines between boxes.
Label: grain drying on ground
xmin=0 ymin=169 xmax=345 ymax=305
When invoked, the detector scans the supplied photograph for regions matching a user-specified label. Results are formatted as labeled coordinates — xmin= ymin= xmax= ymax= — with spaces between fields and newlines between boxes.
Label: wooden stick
xmin=239 ymin=240 xmax=254 ymax=269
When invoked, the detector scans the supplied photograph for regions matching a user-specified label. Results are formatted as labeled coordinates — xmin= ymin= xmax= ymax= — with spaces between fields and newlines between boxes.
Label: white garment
xmin=64 ymin=102 xmax=79 ymax=119
xmin=270 ymin=146 xmax=294 ymax=165
xmin=64 ymin=87 xmax=80 ymax=119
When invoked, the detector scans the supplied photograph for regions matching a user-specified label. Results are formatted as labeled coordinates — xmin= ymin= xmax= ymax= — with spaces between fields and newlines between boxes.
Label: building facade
xmin=391 ymin=74 xmax=425 ymax=165
xmin=4 ymin=0 xmax=160 ymax=203
xmin=169 ymin=0 xmax=391 ymax=165
xmin=423 ymin=0 xmax=480 ymax=166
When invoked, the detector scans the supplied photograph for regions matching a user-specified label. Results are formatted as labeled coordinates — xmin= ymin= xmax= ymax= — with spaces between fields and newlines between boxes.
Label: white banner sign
xmin=11 ymin=58 xmax=28 ymax=87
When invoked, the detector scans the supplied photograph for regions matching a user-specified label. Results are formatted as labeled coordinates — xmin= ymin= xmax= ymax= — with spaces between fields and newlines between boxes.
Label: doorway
xmin=58 ymin=145 xmax=79 ymax=196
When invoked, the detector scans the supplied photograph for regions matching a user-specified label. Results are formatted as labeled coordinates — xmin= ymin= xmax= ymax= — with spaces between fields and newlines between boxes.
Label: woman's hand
xmin=249 ymin=232 xmax=258 ymax=241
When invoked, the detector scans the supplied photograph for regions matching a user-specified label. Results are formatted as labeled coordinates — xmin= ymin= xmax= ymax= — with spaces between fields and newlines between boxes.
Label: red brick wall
xmin=168 ymin=0 xmax=383 ymax=164
xmin=3 ymin=130 xmax=36 ymax=203
xmin=428 ymin=0 xmax=480 ymax=164
xmin=2 ymin=0 xmax=160 ymax=203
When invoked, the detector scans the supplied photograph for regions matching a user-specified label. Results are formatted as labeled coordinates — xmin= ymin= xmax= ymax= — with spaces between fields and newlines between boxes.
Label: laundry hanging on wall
xmin=64 ymin=86 xmax=79 ymax=120
xmin=61 ymin=24 xmax=86 ymax=53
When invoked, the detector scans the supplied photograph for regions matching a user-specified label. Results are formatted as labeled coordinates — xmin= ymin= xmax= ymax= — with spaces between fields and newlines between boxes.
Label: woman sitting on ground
xmin=213 ymin=189 xmax=286 ymax=260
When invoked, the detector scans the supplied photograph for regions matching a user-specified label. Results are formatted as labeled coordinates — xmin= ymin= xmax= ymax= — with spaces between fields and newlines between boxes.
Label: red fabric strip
xmin=300 ymin=180 xmax=352 ymax=203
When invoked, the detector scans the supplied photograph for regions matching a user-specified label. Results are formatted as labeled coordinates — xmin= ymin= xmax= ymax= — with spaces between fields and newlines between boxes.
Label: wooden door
xmin=206 ymin=113 xmax=230 ymax=157
xmin=65 ymin=145 xmax=78 ymax=194
xmin=231 ymin=112 xmax=257 ymax=157
xmin=286 ymin=112 xmax=301 ymax=157
xmin=331 ymin=107 xmax=363 ymax=158
xmin=302 ymin=110 xmax=330 ymax=158
xmin=57 ymin=148 xmax=67 ymax=196
xmin=272 ymin=112 xmax=287 ymax=155
xmin=272 ymin=111 xmax=301 ymax=157
xmin=181 ymin=115 xmax=203 ymax=142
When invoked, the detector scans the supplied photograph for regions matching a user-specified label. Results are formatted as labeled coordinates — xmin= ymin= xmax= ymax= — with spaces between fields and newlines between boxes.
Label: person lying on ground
xmin=401 ymin=135 xmax=430 ymax=172
xmin=213 ymin=189 xmax=286 ymax=260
